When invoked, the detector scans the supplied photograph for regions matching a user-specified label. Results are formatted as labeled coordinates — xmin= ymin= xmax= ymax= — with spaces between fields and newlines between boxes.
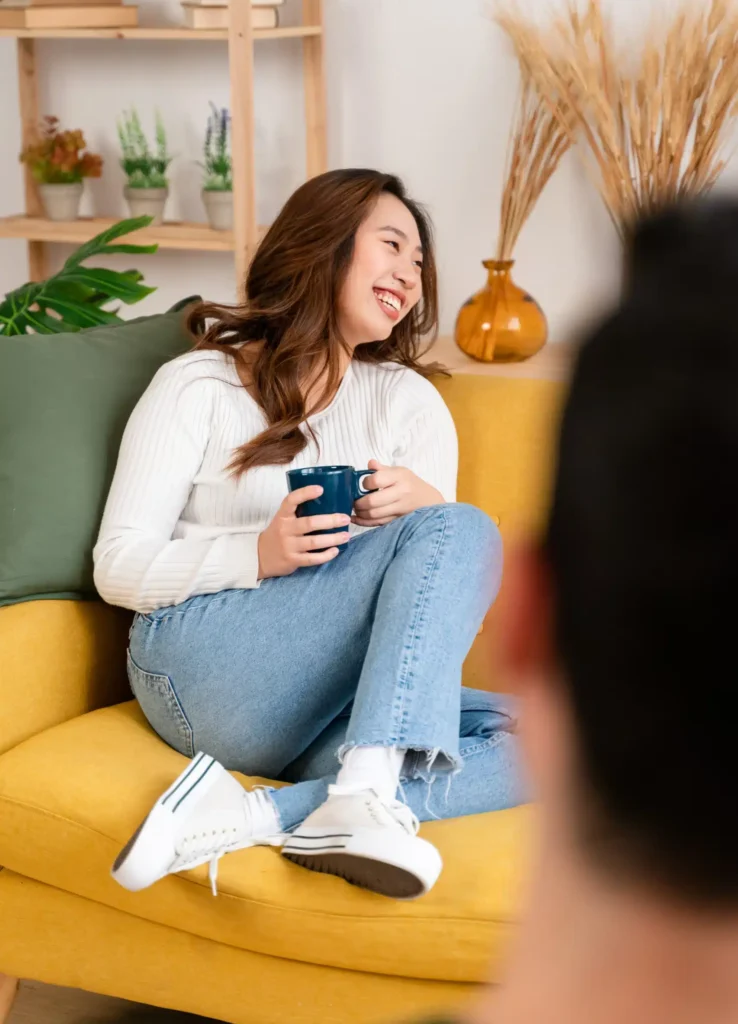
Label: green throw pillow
xmin=0 ymin=303 xmax=199 ymax=607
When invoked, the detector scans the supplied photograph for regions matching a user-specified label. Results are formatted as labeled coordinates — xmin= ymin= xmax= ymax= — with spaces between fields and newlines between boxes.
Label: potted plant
xmin=19 ymin=116 xmax=103 ymax=222
xmin=200 ymin=103 xmax=233 ymax=231
xmin=117 ymin=108 xmax=173 ymax=226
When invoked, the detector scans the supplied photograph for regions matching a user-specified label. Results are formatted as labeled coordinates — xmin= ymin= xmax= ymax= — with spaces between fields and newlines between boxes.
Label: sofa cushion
xmin=0 ymin=303 xmax=197 ymax=607
xmin=0 ymin=700 xmax=532 ymax=983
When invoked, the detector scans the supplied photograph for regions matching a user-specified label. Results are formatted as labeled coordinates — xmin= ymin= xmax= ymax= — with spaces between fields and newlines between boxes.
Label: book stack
xmin=181 ymin=0 xmax=283 ymax=32
xmin=0 ymin=0 xmax=138 ymax=28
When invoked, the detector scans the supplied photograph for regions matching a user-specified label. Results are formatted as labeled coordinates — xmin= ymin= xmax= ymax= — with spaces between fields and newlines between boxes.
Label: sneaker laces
xmin=327 ymin=783 xmax=420 ymax=835
xmin=387 ymin=798 xmax=420 ymax=835
xmin=172 ymin=827 xmax=243 ymax=896
xmin=209 ymin=857 xmax=221 ymax=897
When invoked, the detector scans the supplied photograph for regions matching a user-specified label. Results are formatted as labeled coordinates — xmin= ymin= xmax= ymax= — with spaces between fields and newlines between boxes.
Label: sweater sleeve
xmin=390 ymin=371 xmax=458 ymax=503
xmin=93 ymin=359 xmax=261 ymax=614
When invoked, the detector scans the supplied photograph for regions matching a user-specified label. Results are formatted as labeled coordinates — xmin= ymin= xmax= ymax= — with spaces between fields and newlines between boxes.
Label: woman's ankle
xmin=336 ymin=745 xmax=406 ymax=802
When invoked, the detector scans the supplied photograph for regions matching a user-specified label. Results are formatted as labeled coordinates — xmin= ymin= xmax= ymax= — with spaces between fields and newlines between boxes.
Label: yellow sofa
xmin=0 ymin=371 xmax=563 ymax=1024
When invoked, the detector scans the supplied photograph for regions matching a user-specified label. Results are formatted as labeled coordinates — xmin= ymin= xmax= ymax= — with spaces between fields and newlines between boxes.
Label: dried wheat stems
xmin=496 ymin=76 xmax=574 ymax=260
xmin=497 ymin=0 xmax=738 ymax=236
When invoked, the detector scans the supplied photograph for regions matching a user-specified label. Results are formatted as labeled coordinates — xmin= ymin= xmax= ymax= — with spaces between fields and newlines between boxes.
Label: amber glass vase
xmin=455 ymin=259 xmax=548 ymax=363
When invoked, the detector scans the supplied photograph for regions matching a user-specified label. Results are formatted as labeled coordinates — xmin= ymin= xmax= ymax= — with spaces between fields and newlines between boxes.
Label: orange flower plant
xmin=20 ymin=116 xmax=103 ymax=185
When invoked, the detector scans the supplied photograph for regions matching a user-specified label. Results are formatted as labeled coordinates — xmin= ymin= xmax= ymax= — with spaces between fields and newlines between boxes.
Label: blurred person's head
xmin=503 ymin=198 xmax=738 ymax=910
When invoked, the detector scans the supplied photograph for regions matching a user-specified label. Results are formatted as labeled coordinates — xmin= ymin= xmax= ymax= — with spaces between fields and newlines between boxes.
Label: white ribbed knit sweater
xmin=93 ymin=349 xmax=458 ymax=614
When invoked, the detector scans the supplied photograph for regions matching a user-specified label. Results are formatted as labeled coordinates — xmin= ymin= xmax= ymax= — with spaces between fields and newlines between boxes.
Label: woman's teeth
xmin=374 ymin=289 xmax=401 ymax=313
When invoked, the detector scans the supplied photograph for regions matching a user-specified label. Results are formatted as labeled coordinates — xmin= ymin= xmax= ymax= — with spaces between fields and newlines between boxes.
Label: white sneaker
xmin=112 ymin=752 xmax=284 ymax=895
xmin=281 ymin=784 xmax=442 ymax=900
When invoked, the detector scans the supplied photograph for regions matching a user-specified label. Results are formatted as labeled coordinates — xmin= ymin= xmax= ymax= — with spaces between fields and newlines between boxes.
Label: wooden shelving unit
xmin=0 ymin=1 xmax=328 ymax=297
xmin=0 ymin=25 xmax=323 ymax=39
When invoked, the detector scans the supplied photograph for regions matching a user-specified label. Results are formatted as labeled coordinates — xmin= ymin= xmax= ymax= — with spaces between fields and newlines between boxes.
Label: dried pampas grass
xmin=496 ymin=76 xmax=574 ymax=260
xmin=497 ymin=0 xmax=738 ymax=235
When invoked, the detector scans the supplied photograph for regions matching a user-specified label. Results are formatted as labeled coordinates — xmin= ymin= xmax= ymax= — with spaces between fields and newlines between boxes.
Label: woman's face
xmin=338 ymin=192 xmax=424 ymax=348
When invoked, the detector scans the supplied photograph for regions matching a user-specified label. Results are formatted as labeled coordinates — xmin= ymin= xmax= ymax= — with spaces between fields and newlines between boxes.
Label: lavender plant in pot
xmin=118 ymin=108 xmax=173 ymax=226
xmin=200 ymin=103 xmax=233 ymax=231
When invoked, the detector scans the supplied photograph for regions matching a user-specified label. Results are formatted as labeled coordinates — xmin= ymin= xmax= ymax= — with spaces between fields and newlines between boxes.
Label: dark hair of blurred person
xmin=472 ymin=198 xmax=738 ymax=1024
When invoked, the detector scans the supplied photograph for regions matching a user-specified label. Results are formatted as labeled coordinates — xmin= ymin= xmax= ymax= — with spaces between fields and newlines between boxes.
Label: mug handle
xmin=353 ymin=468 xmax=377 ymax=501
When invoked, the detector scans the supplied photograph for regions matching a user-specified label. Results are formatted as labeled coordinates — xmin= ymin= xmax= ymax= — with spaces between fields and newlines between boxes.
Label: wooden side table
xmin=420 ymin=335 xmax=575 ymax=382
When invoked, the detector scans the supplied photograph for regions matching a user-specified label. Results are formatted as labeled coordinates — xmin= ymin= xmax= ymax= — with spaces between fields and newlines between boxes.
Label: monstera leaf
xmin=0 ymin=216 xmax=158 ymax=335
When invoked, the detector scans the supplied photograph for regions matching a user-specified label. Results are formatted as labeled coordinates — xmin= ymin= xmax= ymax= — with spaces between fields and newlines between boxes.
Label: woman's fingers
xmin=297 ymin=547 xmax=341 ymax=566
xmin=351 ymin=515 xmax=398 ymax=527
xmin=281 ymin=485 xmax=323 ymax=514
xmin=361 ymin=467 xmax=397 ymax=492
xmin=353 ymin=494 xmax=404 ymax=520
xmin=351 ymin=498 xmax=404 ymax=527
xmin=354 ymin=482 xmax=398 ymax=513
xmin=295 ymin=513 xmax=351 ymax=535
xmin=297 ymin=532 xmax=351 ymax=551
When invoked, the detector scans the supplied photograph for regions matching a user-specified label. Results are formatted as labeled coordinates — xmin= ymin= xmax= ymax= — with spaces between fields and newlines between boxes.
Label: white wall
xmin=0 ymin=0 xmax=640 ymax=339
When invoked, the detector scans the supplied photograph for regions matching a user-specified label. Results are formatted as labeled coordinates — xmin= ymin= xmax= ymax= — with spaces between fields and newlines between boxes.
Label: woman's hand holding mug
xmin=351 ymin=459 xmax=444 ymax=527
xmin=257 ymin=486 xmax=351 ymax=579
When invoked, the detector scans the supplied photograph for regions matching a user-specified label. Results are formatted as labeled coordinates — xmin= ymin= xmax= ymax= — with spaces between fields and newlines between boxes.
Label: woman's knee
xmin=407 ymin=504 xmax=502 ymax=599
xmin=446 ymin=502 xmax=501 ymax=545
xmin=412 ymin=502 xmax=500 ymax=545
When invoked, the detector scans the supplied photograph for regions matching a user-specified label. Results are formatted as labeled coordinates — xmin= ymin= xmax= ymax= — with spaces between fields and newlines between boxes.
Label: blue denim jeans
xmin=127 ymin=503 xmax=526 ymax=830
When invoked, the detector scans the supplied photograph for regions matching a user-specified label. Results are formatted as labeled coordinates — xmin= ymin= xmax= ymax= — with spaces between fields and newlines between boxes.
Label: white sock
xmin=336 ymin=746 xmax=406 ymax=803
xmin=244 ymin=787 xmax=281 ymax=835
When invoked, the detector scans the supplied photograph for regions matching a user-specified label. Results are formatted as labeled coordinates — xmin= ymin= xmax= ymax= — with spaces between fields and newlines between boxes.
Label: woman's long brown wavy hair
xmin=187 ymin=168 xmax=447 ymax=476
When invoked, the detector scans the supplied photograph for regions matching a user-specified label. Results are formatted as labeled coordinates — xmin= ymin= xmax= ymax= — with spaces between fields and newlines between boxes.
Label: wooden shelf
xmin=0 ymin=215 xmax=245 ymax=252
xmin=0 ymin=25 xmax=322 ymax=40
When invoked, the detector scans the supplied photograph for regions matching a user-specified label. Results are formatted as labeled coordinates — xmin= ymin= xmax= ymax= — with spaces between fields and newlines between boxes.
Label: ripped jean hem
xmin=337 ymin=740 xmax=462 ymax=778
xmin=337 ymin=740 xmax=463 ymax=821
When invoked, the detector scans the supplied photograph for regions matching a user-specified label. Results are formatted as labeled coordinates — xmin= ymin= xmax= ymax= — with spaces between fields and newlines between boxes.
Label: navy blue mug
xmin=286 ymin=465 xmax=376 ymax=553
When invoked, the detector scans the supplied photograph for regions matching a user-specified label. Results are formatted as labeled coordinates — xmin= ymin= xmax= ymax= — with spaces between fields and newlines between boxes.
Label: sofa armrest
xmin=0 ymin=599 xmax=132 ymax=756
xmin=436 ymin=374 xmax=564 ymax=693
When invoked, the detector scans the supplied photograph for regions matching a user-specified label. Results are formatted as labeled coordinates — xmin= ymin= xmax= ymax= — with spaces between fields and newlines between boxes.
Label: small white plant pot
xmin=202 ymin=189 xmax=234 ymax=231
xmin=39 ymin=182 xmax=84 ymax=221
xmin=124 ymin=186 xmax=169 ymax=226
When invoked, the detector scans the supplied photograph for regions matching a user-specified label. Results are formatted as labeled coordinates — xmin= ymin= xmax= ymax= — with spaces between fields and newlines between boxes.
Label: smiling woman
xmin=93 ymin=168 xmax=524 ymax=905
xmin=188 ymin=169 xmax=443 ymax=473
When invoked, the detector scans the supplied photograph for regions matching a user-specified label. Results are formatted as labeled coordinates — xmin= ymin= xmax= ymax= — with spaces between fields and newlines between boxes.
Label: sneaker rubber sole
xmin=281 ymin=825 xmax=442 ymax=900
